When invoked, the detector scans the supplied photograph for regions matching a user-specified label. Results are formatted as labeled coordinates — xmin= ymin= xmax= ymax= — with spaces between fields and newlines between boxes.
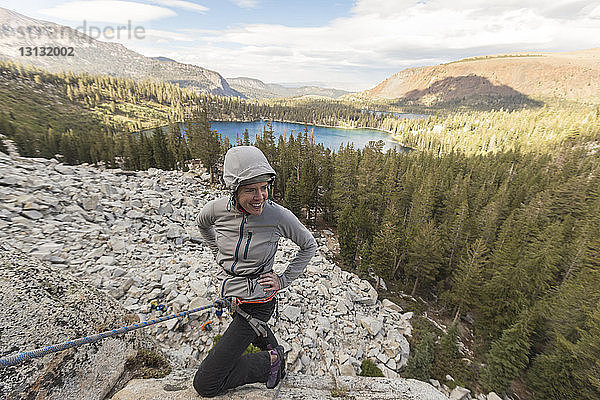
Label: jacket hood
xmin=223 ymin=146 xmax=276 ymax=191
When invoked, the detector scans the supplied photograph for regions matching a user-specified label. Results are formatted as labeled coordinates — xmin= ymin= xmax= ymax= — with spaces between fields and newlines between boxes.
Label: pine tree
xmin=432 ymin=323 xmax=460 ymax=379
xmin=139 ymin=132 xmax=155 ymax=169
xmin=365 ymin=205 xmax=405 ymax=285
xmin=40 ymin=127 xmax=59 ymax=158
xmin=441 ymin=179 xmax=470 ymax=272
xmin=58 ymin=130 xmax=78 ymax=164
xmin=520 ymin=221 xmax=564 ymax=301
xmin=564 ymin=305 xmax=600 ymax=399
xmin=440 ymin=323 xmax=459 ymax=361
xmin=527 ymin=333 xmax=580 ymax=400
xmin=484 ymin=315 xmax=534 ymax=395
xmin=151 ymin=127 xmax=171 ymax=170
xmin=405 ymin=332 xmax=436 ymax=381
xmin=445 ymin=238 xmax=487 ymax=322
xmin=255 ymin=121 xmax=277 ymax=167
xmin=332 ymin=144 xmax=359 ymax=216
xmin=407 ymin=173 xmax=436 ymax=227
xmin=0 ymin=112 xmax=15 ymax=139
xmin=276 ymin=134 xmax=292 ymax=199
xmin=318 ymin=147 xmax=335 ymax=225
xmin=242 ymin=128 xmax=251 ymax=146
xmin=123 ymin=131 xmax=139 ymax=170
xmin=537 ymin=235 xmax=600 ymax=350
xmin=299 ymin=157 xmax=319 ymax=223
xmin=283 ymin=174 xmax=302 ymax=217
xmin=528 ymin=302 xmax=600 ymax=399
xmin=406 ymin=220 xmax=443 ymax=296
xmin=186 ymin=108 xmax=209 ymax=160
xmin=476 ymin=179 xmax=510 ymax=247
xmin=187 ymin=108 xmax=221 ymax=183
xmin=354 ymin=141 xmax=387 ymax=252
xmin=478 ymin=203 xmax=542 ymax=338
xmin=167 ymin=122 xmax=188 ymax=170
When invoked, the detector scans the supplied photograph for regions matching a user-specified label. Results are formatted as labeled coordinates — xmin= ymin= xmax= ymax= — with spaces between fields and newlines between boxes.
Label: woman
xmin=193 ymin=146 xmax=317 ymax=397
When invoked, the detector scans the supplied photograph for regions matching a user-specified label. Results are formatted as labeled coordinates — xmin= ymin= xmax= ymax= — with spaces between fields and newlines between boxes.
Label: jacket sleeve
xmin=196 ymin=200 xmax=219 ymax=256
xmin=277 ymin=208 xmax=317 ymax=289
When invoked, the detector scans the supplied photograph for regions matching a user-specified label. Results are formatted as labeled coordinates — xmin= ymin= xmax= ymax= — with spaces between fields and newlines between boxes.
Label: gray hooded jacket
xmin=197 ymin=146 xmax=317 ymax=301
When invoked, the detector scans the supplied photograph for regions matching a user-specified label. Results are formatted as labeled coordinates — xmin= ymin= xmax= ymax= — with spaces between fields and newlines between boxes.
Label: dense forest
xmin=252 ymin=123 xmax=600 ymax=399
xmin=2 ymin=60 xmax=600 ymax=399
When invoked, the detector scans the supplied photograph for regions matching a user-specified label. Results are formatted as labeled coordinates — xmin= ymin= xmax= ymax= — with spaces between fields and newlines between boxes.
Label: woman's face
xmin=237 ymin=181 xmax=269 ymax=216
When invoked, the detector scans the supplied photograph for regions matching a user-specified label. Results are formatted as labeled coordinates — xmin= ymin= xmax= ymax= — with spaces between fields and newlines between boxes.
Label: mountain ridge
xmin=0 ymin=7 xmax=244 ymax=97
xmin=227 ymin=76 xmax=349 ymax=99
xmin=352 ymin=49 xmax=600 ymax=105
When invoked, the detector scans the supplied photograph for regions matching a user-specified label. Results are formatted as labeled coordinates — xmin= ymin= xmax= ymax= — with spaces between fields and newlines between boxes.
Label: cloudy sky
xmin=2 ymin=0 xmax=600 ymax=91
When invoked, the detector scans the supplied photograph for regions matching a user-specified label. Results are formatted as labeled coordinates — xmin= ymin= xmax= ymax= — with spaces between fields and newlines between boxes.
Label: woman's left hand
xmin=258 ymin=272 xmax=281 ymax=292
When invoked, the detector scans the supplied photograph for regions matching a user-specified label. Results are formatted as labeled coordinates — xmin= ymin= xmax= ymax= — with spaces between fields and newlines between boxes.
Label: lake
xmin=209 ymin=120 xmax=410 ymax=151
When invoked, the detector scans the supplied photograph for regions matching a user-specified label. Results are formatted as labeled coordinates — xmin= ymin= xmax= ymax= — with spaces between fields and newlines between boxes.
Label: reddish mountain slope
xmin=357 ymin=49 xmax=600 ymax=104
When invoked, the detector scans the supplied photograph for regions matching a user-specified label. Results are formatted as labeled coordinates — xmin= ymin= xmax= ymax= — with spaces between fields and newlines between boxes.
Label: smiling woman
xmin=237 ymin=181 xmax=270 ymax=216
xmin=194 ymin=145 xmax=317 ymax=396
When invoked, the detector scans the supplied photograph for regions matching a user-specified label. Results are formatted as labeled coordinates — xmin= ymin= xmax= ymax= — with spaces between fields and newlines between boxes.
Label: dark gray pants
xmin=193 ymin=299 xmax=278 ymax=397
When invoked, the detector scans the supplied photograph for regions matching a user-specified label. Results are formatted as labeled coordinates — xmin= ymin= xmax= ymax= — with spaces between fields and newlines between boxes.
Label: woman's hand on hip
xmin=258 ymin=272 xmax=280 ymax=292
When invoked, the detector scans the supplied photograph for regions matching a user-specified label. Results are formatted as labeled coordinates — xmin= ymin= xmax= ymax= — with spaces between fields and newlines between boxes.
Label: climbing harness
xmin=201 ymin=320 xmax=213 ymax=331
xmin=230 ymin=297 xmax=270 ymax=338
xmin=0 ymin=298 xmax=231 ymax=368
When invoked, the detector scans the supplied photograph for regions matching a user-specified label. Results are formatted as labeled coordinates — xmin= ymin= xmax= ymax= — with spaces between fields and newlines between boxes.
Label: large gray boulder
xmin=0 ymin=244 xmax=143 ymax=400
xmin=111 ymin=369 xmax=449 ymax=399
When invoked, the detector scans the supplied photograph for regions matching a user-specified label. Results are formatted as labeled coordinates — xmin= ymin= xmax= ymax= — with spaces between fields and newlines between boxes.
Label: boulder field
xmin=0 ymin=151 xmax=459 ymax=399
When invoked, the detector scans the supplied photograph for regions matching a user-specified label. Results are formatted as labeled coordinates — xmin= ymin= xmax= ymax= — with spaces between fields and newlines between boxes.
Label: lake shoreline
xmin=210 ymin=117 xmax=412 ymax=149
xmin=144 ymin=118 xmax=412 ymax=150
xmin=212 ymin=117 xmax=392 ymax=133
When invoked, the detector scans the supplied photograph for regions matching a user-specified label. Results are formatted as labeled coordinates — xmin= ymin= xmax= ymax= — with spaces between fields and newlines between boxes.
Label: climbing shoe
xmin=266 ymin=344 xmax=286 ymax=389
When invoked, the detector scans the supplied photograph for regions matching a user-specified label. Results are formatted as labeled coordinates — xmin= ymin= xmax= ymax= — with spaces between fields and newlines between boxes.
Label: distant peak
xmin=152 ymin=56 xmax=177 ymax=63
xmin=0 ymin=6 xmax=16 ymax=15
xmin=228 ymin=77 xmax=265 ymax=82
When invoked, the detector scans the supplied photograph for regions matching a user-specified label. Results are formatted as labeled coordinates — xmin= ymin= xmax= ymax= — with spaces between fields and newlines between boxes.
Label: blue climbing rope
xmin=0 ymin=298 xmax=231 ymax=368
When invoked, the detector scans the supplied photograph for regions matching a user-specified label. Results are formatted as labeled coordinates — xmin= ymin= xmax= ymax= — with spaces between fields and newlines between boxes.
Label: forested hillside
xmin=2 ymin=59 xmax=600 ymax=399
xmin=253 ymin=116 xmax=600 ymax=399
xmin=0 ymin=61 xmax=403 ymax=166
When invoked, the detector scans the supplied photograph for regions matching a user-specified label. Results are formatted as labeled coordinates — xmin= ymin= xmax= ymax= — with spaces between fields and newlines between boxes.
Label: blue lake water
xmin=209 ymin=120 xmax=410 ymax=151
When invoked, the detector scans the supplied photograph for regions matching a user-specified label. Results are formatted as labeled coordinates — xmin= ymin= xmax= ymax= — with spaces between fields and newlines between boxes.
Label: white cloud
xmin=144 ymin=28 xmax=196 ymax=42
xmin=147 ymin=0 xmax=208 ymax=13
xmin=47 ymin=0 xmax=600 ymax=90
xmin=179 ymin=28 xmax=223 ymax=35
xmin=590 ymin=3 xmax=600 ymax=17
xmin=351 ymin=0 xmax=596 ymax=20
xmin=171 ymin=0 xmax=600 ymax=89
xmin=40 ymin=1 xmax=176 ymax=24
xmin=229 ymin=0 xmax=260 ymax=9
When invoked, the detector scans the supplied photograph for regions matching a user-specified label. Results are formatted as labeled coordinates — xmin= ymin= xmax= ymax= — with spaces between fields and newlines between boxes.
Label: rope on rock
xmin=0 ymin=298 xmax=231 ymax=368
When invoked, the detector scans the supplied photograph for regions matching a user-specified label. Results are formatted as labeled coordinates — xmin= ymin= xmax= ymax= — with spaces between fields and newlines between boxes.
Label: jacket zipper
xmin=243 ymin=232 xmax=253 ymax=259
xmin=231 ymin=215 xmax=246 ymax=273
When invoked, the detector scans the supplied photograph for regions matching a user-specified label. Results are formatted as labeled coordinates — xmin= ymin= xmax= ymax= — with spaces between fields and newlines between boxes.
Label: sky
xmin=1 ymin=0 xmax=600 ymax=91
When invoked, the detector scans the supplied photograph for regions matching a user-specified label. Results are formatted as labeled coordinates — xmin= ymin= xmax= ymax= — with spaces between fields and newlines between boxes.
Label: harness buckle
xmin=231 ymin=297 xmax=269 ymax=338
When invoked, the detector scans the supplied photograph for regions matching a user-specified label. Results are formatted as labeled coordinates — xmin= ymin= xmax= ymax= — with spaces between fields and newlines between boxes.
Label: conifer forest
xmin=2 ymin=60 xmax=600 ymax=399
